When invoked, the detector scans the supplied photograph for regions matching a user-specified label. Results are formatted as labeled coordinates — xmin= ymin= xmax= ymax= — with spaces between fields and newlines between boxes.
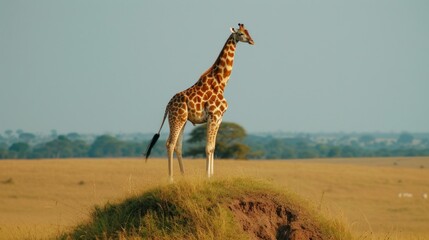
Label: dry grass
xmin=0 ymin=157 xmax=428 ymax=239
xmin=59 ymin=178 xmax=350 ymax=239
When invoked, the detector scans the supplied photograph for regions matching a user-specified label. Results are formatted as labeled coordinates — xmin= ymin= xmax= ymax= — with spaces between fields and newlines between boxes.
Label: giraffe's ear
xmin=230 ymin=27 xmax=236 ymax=33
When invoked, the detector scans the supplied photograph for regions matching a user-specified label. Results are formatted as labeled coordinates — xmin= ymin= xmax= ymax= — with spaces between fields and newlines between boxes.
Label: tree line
xmin=1 ymin=124 xmax=429 ymax=159
xmin=244 ymin=135 xmax=429 ymax=159
xmin=0 ymin=135 xmax=148 ymax=159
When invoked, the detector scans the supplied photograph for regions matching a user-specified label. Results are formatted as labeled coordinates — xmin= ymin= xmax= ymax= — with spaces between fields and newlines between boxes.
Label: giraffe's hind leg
xmin=174 ymin=122 xmax=186 ymax=175
xmin=166 ymin=116 xmax=187 ymax=182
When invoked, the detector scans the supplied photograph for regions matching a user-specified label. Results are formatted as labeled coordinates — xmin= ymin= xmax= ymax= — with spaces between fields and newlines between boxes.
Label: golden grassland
xmin=0 ymin=157 xmax=428 ymax=239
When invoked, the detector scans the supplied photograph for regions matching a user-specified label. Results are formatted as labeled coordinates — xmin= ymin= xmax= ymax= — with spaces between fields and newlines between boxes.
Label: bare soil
xmin=229 ymin=194 xmax=323 ymax=240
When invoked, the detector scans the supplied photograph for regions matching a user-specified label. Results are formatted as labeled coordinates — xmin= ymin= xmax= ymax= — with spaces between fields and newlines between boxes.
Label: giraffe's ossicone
xmin=145 ymin=23 xmax=254 ymax=182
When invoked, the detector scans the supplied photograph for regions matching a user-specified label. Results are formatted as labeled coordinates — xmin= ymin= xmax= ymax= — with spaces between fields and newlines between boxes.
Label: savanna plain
xmin=0 ymin=157 xmax=428 ymax=239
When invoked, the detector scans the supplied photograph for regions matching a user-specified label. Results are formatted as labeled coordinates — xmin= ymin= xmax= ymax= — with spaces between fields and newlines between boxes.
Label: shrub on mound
xmin=59 ymin=178 xmax=352 ymax=240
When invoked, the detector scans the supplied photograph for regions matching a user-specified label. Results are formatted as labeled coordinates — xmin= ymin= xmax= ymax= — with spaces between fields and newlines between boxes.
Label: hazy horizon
xmin=1 ymin=1 xmax=428 ymax=134
xmin=3 ymin=128 xmax=429 ymax=137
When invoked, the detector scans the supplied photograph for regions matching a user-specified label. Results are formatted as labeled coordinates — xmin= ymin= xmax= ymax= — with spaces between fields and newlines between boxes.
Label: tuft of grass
xmin=59 ymin=177 xmax=352 ymax=240
xmin=1 ymin=177 xmax=14 ymax=184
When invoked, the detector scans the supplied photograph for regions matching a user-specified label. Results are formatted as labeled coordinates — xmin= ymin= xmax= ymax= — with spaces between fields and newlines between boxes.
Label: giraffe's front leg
xmin=206 ymin=116 xmax=222 ymax=178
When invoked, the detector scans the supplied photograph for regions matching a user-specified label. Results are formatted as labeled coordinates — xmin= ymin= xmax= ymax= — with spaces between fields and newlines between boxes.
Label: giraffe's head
xmin=230 ymin=23 xmax=254 ymax=45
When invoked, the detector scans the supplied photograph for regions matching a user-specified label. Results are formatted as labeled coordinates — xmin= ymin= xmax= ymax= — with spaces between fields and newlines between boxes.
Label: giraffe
xmin=145 ymin=23 xmax=254 ymax=182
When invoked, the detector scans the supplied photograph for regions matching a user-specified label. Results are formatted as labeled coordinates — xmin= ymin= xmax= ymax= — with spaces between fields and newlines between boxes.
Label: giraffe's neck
xmin=199 ymin=34 xmax=237 ymax=91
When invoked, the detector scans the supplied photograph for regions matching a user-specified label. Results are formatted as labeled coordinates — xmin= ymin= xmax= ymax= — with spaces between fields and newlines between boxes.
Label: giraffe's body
xmin=145 ymin=24 xmax=254 ymax=182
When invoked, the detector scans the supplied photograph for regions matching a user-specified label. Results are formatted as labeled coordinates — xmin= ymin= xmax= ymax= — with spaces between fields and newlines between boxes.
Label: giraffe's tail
xmin=144 ymin=133 xmax=160 ymax=161
xmin=144 ymin=107 xmax=168 ymax=161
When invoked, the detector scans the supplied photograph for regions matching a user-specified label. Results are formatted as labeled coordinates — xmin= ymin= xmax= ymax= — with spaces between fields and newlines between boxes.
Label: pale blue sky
xmin=1 ymin=1 xmax=428 ymax=134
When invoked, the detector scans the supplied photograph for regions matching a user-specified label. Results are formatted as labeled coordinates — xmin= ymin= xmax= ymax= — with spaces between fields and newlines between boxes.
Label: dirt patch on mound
xmin=229 ymin=194 xmax=323 ymax=240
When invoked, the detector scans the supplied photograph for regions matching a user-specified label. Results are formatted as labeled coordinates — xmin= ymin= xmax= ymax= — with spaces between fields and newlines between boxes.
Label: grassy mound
xmin=59 ymin=178 xmax=352 ymax=240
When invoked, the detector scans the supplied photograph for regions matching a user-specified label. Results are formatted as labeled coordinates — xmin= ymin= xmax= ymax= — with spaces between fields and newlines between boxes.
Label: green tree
xmin=32 ymin=135 xmax=89 ymax=158
xmin=0 ymin=143 xmax=8 ymax=159
xmin=186 ymin=122 xmax=250 ymax=159
xmin=297 ymin=149 xmax=319 ymax=158
xmin=121 ymin=141 xmax=145 ymax=157
xmin=222 ymin=143 xmax=251 ymax=159
xmin=70 ymin=139 xmax=90 ymax=157
xmin=19 ymin=132 xmax=36 ymax=143
xmin=316 ymin=144 xmax=330 ymax=157
xmin=66 ymin=132 xmax=81 ymax=141
xmin=397 ymin=133 xmax=414 ymax=145
xmin=89 ymin=135 xmax=125 ymax=157
xmin=33 ymin=135 xmax=73 ymax=158
xmin=327 ymin=146 xmax=341 ymax=158
xmin=280 ymin=146 xmax=296 ymax=159
xmin=8 ymin=142 xmax=30 ymax=158
xmin=340 ymin=145 xmax=360 ymax=157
